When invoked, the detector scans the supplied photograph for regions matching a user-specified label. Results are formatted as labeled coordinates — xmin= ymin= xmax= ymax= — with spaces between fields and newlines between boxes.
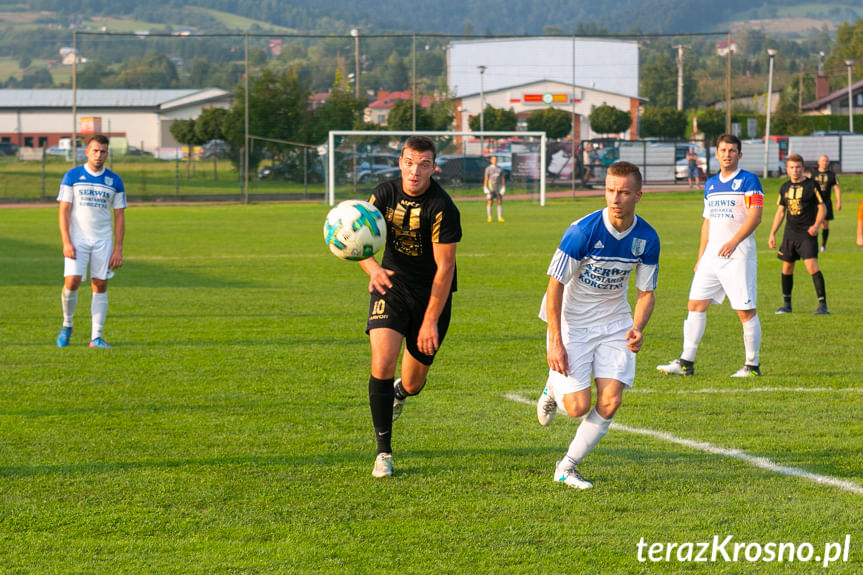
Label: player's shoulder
xmin=427 ymin=179 xmax=459 ymax=210
xmin=62 ymin=165 xmax=85 ymax=179
xmin=371 ymin=178 xmax=399 ymax=201
xmin=735 ymin=169 xmax=762 ymax=186
xmin=572 ymin=209 xmax=605 ymax=233
xmin=634 ymin=214 xmax=659 ymax=238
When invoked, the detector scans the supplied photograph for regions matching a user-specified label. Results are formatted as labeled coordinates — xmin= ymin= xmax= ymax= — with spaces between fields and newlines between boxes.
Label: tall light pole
xmin=846 ymin=59 xmax=854 ymax=133
xmin=350 ymin=28 xmax=360 ymax=99
xmin=763 ymin=49 xmax=777 ymax=179
xmin=674 ymin=44 xmax=684 ymax=111
xmin=478 ymin=65 xmax=486 ymax=155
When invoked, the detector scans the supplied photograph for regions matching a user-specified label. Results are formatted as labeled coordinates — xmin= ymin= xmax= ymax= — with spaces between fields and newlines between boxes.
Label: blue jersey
xmin=542 ymin=208 xmax=660 ymax=328
xmin=702 ymin=168 xmax=763 ymax=260
xmin=57 ymin=164 xmax=126 ymax=241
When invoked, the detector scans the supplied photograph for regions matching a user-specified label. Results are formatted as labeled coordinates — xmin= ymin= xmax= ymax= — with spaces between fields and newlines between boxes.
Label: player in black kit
xmin=359 ymin=135 xmax=462 ymax=477
xmin=812 ymin=154 xmax=842 ymax=252
xmin=767 ymin=154 xmax=829 ymax=315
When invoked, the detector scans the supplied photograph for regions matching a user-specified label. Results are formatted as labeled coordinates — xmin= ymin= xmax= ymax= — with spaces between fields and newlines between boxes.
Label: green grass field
xmin=1 ymin=193 xmax=862 ymax=573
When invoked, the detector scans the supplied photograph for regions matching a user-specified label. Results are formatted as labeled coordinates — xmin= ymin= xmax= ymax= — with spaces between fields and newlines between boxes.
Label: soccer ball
xmin=323 ymin=200 xmax=387 ymax=261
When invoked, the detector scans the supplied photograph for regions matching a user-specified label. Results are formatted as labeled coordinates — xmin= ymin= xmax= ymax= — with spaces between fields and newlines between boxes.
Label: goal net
xmin=326 ymin=130 xmax=548 ymax=206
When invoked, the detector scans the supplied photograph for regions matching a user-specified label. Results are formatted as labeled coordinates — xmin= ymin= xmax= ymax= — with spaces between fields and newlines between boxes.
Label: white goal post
xmin=327 ymin=130 xmax=547 ymax=206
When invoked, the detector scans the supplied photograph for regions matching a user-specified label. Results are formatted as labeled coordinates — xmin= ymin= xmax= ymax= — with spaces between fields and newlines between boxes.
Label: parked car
xmin=258 ymin=154 xmax=324 ymax=183
xmin=125 ymin=145 xmax=152 ymax=157
xmin=0 ymin=142 xmax=20 ymax=156
xmin=346 ymin=152 xmax=400 ymax=183
xmin=200 ymin=139 xmax=230 ymax=160
xmin=433 ymin=155 xmax=509 ymax=186
xmin=45 ymin=145 xmax=86 ymax=161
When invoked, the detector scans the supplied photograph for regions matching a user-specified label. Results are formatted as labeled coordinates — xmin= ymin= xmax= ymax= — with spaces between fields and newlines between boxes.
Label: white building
xmin=0 ymin=88 xmax=233 ymax=152
xmin=447 ymin=37 xmax=642 ymax=139
xmin=455 ymin=79 xmax=644 ymax=141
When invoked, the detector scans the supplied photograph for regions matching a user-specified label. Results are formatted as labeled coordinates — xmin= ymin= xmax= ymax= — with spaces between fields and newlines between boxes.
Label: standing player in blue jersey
xmin=657 ymin=134 xmax=763 ymax=378
xmin=536 ymin=161 xmax=659 ymax=490
xmin=56 ymin=134 xmax=127 ymax=348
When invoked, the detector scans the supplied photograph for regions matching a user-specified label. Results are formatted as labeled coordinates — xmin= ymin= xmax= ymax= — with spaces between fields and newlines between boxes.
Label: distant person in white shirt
xmin=657 ymin=133 xmax=764 ymax=378
xmin=536 ymin=161 xmax=660 ymax=490
xmin=56 ymin=134 xmax=127 ymax=348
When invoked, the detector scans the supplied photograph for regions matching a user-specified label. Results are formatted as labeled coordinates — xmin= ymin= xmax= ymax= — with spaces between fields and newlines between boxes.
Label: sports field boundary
xmin=506 ymin=393 xmax=863 ymax=495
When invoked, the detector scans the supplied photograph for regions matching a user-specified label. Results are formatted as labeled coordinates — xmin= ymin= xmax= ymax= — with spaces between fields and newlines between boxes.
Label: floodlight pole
xmin=478 ymin=65 xmax=486 ymax=155
xmin=763 ymin=49 xmax=776 ymax=179
xmin=846 ymin=59 xmax=854 ymax=133
xmin=72 ymin=30 xmax=77 ymax=163
xmin=675 ymin=44 xmax=684 ymax=111
xmin=351 ymin=28 xmax=360 ymax=99
xmin=244 ymin=33 xmax=249 ymax=204
xmin=726 ymin=32 xmax=732 ymax=133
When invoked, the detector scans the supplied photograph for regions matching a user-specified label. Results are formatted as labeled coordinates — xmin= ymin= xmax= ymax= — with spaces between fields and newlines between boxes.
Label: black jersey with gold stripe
xmin=777 ymin=177 xmax=823 ymax=238
xmin=369 ymin=177 xmax=462 ymax=292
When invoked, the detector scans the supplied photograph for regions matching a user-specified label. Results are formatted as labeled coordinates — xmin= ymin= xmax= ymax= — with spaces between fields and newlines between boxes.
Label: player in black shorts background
xmin=812 ymin=154 xmax=842 ymax=252
xmin=767 ymin=154 xmax=829 ymax=315
xmin=358 ymin=135 xmax=462 ymax=477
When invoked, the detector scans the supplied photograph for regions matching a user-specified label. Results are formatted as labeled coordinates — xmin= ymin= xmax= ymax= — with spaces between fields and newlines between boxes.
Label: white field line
xmin=506 ymin=393 xmax=863 ymax=495
xmin=630 ymin=387 xmax=863 ymax=394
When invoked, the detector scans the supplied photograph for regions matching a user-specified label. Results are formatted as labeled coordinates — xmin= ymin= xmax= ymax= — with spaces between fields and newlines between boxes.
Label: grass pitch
xmin=1 ymin=192 xmax=862 ymax=573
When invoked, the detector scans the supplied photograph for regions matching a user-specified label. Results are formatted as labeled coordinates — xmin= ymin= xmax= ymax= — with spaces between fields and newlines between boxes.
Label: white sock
xmin=562 ymin=407 xmax=612 ymax=468
xmin=91 ymin=292 xmax=108 ymax=340
xmin=61 ymin=287 xmax=78 ymax=328
xmin=742 ymin=314 xmax=761 ymax=366
xmin=681 ymin=310 xmax=706 ymax=362
xmin=486 ymin=203 xmax=492 ymax=219
xmin=497 ymin=204 xmax=503 ymax=219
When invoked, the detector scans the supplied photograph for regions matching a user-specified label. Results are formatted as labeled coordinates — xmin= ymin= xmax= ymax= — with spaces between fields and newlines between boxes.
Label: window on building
xmin=38 ymin=137 xmax=48 ymax=147
xmin=24 ymin=137 xmax=33 ymax=147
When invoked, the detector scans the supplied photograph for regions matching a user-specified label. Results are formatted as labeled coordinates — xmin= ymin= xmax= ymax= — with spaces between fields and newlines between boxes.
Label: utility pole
xmin=798 ymin=63 xmax=804 ymax=113
xmin=350 ymin=28 xmax=360 ymax=99
xmin=674 ymin=44 xmax=684 ymax=111
xmin=726 ymin=32 xmax=732 ymax=133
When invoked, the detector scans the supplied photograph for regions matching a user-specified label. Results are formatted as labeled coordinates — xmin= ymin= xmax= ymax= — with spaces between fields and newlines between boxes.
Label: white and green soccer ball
xmin=323 ymin=200 xmax=387 ymax=261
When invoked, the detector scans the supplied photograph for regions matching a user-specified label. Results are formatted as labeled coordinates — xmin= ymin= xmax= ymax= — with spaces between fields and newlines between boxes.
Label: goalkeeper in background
xmin=484 ymin=155 xmax=506 ymax=222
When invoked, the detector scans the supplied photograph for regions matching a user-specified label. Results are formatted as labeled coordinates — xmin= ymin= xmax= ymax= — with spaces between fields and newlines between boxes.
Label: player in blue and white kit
xmin=536 ymin=161 xmax=659 ymax=490
xmin=657 ymin=134 xmax=764 ymax=377
xmin=56 ymin=134 xmax=127 ymax=348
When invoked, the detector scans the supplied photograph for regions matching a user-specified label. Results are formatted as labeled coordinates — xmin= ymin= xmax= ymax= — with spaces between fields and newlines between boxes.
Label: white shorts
xmin=64 ymin=237 xmax=114 ymax=281
xmin=546 ymin=317 xmax=635 ymax=402
xmin=688 ymin=255 xmax=756 ymax=310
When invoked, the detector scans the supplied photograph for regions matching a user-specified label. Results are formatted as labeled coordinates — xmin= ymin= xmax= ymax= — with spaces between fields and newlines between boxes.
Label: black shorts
xmin=366 ymin=281 xmax=453 ymax=366
xmin=823 ymin=199 xmax=834 ymax=221
xmin=777 ymin=234 xmax=818 ymax=262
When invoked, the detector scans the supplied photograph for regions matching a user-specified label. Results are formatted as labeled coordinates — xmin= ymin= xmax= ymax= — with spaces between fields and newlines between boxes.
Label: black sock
xmin=822 ymin=228 xmax=830 ymax=248
xmin=781 ymin=273 xmax=793 ymax=304
xmin=811 ymin=271 xmax=826 ymax=304
xmin=369 ymin=376 xmax=394 ymax=454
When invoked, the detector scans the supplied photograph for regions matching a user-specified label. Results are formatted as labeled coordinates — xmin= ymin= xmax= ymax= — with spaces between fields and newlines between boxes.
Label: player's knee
xmin=562 ymin=396 xmax=590 ymax=418
xmin=596 ymin=395 xmax=622 ymax=419
xmin=400 ymin=378 xmax=426 ymax=396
